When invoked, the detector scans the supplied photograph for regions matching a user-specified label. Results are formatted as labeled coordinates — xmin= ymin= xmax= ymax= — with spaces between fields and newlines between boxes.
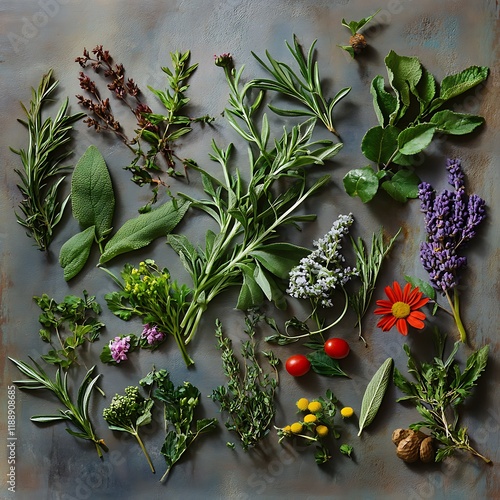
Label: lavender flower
xmin=287 ymin=214 xmax=357 ymax=308
xmin=141 ymin=324 xmax=165 ymax=345
xmin=109 ymin=336 xmax=132 ymax=363
xmin=418 ymin=158 xmax=486 ymax=342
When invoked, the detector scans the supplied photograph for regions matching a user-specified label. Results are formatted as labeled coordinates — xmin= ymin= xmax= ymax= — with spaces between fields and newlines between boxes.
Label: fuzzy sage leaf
xmin=358 ymin=357 xmax=393 ymax=436
xmin=59 ymin=226 xmax=96 ymax=281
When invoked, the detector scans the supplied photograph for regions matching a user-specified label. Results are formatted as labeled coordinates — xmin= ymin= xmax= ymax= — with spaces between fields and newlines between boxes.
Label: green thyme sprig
xmin=349 ymin=227 xmax=401 ymax=344
xmin=393 ymin=330 xmax=491 ymax=463
xmin=211 ymin=313 xmax=280 ymax=450
xmin=251 ymin=35 xmax=351 ymax=137
xmin=11 ymin=70 xmax=85 ymax=251
xmin=9 ymin=358 xmax=106 ymax=457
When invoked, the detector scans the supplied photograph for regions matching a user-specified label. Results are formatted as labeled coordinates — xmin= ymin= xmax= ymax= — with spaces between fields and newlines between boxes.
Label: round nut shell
xmin=419 ymin=436 xmax=435 ymax=463
xmin=396 ymin=435 xmax=421 ymax=463
xmin=392 ymin=428 xmax=411 ymax=445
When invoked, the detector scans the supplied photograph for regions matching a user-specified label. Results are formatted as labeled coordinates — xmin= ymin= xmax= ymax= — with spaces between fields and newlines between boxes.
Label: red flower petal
xmin=374 ymin=306 xmax=393 ymax=315
xmin=396 ymin=318 xmax=408 ymax=336
xmin=392 ymin=281 xmax=404 ymax=301
xmin=377 ymin=315 xmax=397 ymax=331
xmin=375 ymin=299 xmax=394 ymax=309
xmin=411 ymin=297 xmax=429 ymax=310
xmin=384 ymin=284 xmax=398 ymax=304
xmin=409 ymin=310 xmax=426 ymax=321
xmin=407 ymin=313 xmax=425 ymax=329
xmin=402 ymin=282 xmax=412 ymax=303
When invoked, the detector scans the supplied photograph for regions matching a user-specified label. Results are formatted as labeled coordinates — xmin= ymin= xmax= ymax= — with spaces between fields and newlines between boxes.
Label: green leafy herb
xmin=34 ymin=291 xmax=104 ymax=369
xmin=11 ymin=70 xmax=85 ymax=251
xmin=140 ymin=368 xmax=217 ymax=482
xmin=393 ymin=331 xmax=491 ymax=463
xmin=76 ymin=46 xmax=212 ymax=210
xmin=358 ymin=357 xmax=393 ymax=436
xmin=211 ymin=313 xmax=280 ymax=450
xmin=102 ymin=385 xmax=155 ymax=472
xmin=99 ymin=198 xmax=190 ymax=264
xmin=251 ymin=35 xmax=350 ymax=136
xmin=344 ymin=52 xmax=489 ymax=202
xmin=306 ymin=349 xmax=349 ymax=378
xmin=349 ymin=228 xmax=401 ymax=344
xmin=339 ymin=9 xmax=381 ymax=58
xmin=9 ymin=358 xmax=106 ymax=457
xmin=59 ymin=226 xmax=96 ymax=281
xmin=340 ymin=443 xmax=354 ymax=458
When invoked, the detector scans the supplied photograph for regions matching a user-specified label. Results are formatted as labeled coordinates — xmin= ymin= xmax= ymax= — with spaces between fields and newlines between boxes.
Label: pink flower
xmin=109 ymin=336 xmax=131 ymax=363
xmin=141 ymin=324 xmax=165 ymax=345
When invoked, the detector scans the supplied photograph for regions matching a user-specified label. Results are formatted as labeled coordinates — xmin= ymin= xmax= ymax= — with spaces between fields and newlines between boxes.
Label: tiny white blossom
xmin=287 ymin=214 xmax=358 ymax=308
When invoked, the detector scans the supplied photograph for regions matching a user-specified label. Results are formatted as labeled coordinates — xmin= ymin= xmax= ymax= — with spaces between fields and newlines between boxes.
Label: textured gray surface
xmin=1 ymin=0 xmax=499 ymax=498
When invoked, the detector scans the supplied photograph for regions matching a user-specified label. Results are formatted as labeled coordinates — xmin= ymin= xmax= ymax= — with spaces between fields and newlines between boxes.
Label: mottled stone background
xmin=0 ymin=1 xmax=499 ymax=498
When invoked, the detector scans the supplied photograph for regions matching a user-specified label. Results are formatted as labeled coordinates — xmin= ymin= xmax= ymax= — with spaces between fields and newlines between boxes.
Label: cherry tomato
xmin=285 ymin=354 xmax=311 ymax=377
xmin=324 ymin=338 xmax=350 ymax=359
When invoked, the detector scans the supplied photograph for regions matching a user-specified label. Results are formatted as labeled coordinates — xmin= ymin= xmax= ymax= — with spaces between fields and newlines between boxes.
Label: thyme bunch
xmin=211 ymin=313 xmax=280 ymax=450
xmin=9 ymin=358 xmax=106 ymax=457
xmin=11 ymin=70 xmax=84 ymax=251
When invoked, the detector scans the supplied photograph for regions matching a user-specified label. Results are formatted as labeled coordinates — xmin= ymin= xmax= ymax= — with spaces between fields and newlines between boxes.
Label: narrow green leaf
xmin=99 ymin=199 xmax=190 ymax=264
xmin=429 ymin=110 xmax=485 ymax=135
xmin=59 ymin=226 xmax=96 ymax=281
xmin=343 ymin=167 xmax=380 ymax=203
xmin=71 ymin=145 xmax=115 ymax=240
xmin=358 ymin=357 xmax=393 ymax=435
xmin=397 ymin=123 xmax=436 ymax=155
xmin=250 ymin=243 xmax=310 ymax=279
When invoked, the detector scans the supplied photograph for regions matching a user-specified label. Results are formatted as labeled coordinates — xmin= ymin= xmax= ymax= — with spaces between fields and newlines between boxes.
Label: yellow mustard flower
xmin=296 ymin=398 xmax=309 ymax=411
xmin=303 ymin=414 xmax=317 ymax=424
xmin=308 ymin=401 xmax=322 ymax=413
xmin=290 ymin=422 xmax=303 ymax=434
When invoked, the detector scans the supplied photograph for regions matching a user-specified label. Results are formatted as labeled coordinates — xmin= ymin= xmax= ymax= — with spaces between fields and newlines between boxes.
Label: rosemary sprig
xmin=211 ymin=313 xmax=280 ymax=450
xmin=9 ymin=357 xmax=106 ymax=457
xmin=349 ymin=228 xmax=401 ymax=344
xmin=251 ymin=35 xmax=351 ymax=137
xmin=11 ymin=70 xmax=85 ymax=251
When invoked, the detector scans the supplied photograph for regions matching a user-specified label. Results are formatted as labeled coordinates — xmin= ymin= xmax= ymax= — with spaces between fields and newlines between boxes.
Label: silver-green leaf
xmin=358 ymin=357 xmax=393 ymax=436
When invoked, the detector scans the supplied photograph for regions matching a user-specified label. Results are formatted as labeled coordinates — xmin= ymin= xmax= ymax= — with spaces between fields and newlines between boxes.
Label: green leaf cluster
xmin=343 ymin=52 xmax=489 ymax=202
xmin=9 ymin=358 xmax=105 ymax=457
xmin=11 ymin=70 xmax=85 ymax=251
xmin=393 ymin=331 xmax=491 ymax=463
xmin=140 ymin=368 xmax=217 ymax=482
xmin=252 ymin=35 xmax=350 ymax=136
xmin=102 ymin=385 xmax=155 ymax=472
xmin=211 ymin=313 xmax=280 ymax=451
xmin=35 ymin=290 xmax=104 ymax=369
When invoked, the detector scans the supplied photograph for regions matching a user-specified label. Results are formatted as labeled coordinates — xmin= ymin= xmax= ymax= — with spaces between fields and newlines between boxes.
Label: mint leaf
xmin=381 ymin=170 xmax=420 ymax=202
xmin=361 ymin=125 xmax=399 ymax=164
xmin=343 ymin=166 xmax=380 ymax=203
xmin=429 ymin=110 xmax=485 ymax=135
xmin=397 ymin=123 xmax=436 ymax=155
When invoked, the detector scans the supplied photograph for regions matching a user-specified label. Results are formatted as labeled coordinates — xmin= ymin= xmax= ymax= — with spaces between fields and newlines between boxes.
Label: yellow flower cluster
xmin=280 ymin=398 xmax=329 ymax=439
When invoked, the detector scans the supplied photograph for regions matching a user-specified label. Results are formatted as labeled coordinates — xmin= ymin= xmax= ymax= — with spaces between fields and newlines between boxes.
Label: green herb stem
xmin=445 ymin=289 xmax=467 ymax=343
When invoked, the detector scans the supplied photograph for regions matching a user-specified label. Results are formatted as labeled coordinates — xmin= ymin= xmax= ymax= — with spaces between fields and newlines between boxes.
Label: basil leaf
xmin=370 ymin=76 xmax=398 ymax=127
xmin=358 ymin=357 xmax=393 ymax=435
xmin=251 ymin=242 xmax=310 ymax=279
xmin=343 ymin=166 xmax=380 ymax=203
xmin=59 ymin=225 xmax=96 ymax=281
xmin=361 ymin=125 xmax=399 ymax=164
xmin=71 ymin=145 xmax=115 ymax=240
xmin=431 ymin=65 xmax=489 ymax=110
xmin=307 ymin=350 xmax=349 ymax=378
xmin=397 ymin=123 xmax=436 ymax=155
xmin=429 ymin=110 xmax=485 ymax=135
xmin=381 ymin=170 xmax=420 ymax=203
xmin=99 ymin=199 xmax=190 ymax=264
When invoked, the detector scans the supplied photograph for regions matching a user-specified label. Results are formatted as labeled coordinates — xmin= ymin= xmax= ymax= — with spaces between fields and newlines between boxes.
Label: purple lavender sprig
xmin=418 ymin=159 xmax=486 ymax=342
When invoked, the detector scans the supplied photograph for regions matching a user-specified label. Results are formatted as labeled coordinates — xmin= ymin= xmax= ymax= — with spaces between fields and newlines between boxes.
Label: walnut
xmin=419 ymin=436 xmax=435 ymax=463
xmin=392 ymin=428 xmax=411 ymax=445
xmin=396 ymin=433 xmax=422 ymax=463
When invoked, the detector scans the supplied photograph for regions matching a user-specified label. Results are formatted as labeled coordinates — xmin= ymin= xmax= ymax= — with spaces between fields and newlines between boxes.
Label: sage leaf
xmin=429 ymin=110 xmax=485 ymax=135
xmin=250 ymin=242 xmax=310 ymax=279
xmin=343 ymin=166 xmax=380 ymax=203
xmin=397 ymin=123 xmax=436 ymax=155
xmin=71 ymin=145 xmax=115 ymax=240
xmin=370 ymin=75 xmax=398 ymax=127
xmin=236 ymin=263 xmax=264 ymax=310
xmin=361 ymin=125 xmax=399 ymax=164
xmin=381 ymin=170 xmax=420 ymax=203
xmin=99 ymin=199 xmax=190 ymax=264
xmin=358 ymin=357 xmax=393 ymax=435
xmin=59 ymin=225 xmax=96 ymax=281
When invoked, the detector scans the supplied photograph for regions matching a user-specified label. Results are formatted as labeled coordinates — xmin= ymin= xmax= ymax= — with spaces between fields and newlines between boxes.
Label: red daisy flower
xmin=374 ymin=281 xmax=429 ymax=336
